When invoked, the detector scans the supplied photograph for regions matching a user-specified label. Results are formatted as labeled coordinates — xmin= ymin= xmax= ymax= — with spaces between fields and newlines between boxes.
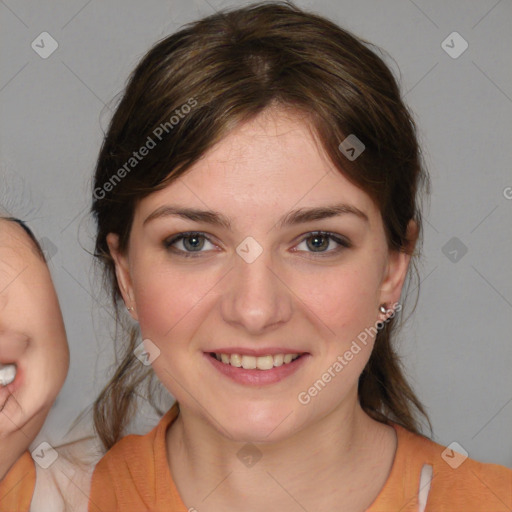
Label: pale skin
xmin=0 ymin=218 xmax=69 ymax=480
xmin=108 ymin=107 xmax=417 ymax=511
xmin=0 ymin=220 xmax=94 ymax=512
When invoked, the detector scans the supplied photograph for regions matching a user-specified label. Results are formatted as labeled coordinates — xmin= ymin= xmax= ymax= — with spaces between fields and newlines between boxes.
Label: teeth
xmin=273 ymin=354 xmax=284 ymax=367
xmin=230 ymin=354 xmax=242 ymax=367
xmin=213 ymin=353 xmax=301 ymax=370
xmin=255 ymin=355 xmax=274 ymax=370
xmin=241 ymin=356 xmax=256 ymax=369
xmin=0 ymin=364 xmax=17 ymax=386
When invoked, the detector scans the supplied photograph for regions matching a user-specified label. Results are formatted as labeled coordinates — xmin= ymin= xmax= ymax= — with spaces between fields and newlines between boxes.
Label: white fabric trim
xmin=417 ymin=463 xmax=433 ymax=512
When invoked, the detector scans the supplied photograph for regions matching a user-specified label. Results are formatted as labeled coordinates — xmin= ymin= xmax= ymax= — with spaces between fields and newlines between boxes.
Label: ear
xmin=106 ymin=232 xmax=138 ymax=321
xmin=378 ymin=220 xmax=418 ymax=315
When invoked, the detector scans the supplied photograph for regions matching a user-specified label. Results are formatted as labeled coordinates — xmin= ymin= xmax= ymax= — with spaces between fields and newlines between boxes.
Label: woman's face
xmin=108 ymin=108 xmax=411 ymax=442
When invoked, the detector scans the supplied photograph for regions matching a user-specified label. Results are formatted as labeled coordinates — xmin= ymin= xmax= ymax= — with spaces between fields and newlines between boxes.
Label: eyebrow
xmin=143 ymin=203 xmax=369 ymax=230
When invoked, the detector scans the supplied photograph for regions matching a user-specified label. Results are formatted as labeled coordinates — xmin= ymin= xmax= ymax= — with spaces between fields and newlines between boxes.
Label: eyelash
xmin=163 ymin=231 xmax=351 ymax=259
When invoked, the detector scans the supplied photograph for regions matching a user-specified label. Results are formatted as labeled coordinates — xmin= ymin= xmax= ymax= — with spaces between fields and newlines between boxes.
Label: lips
xmin=206 ymin=351 xmax=309 ymax=385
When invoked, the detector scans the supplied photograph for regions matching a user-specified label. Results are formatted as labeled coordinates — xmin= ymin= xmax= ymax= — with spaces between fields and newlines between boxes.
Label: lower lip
xmin=204 ymin=352 xmax=310 ymax=386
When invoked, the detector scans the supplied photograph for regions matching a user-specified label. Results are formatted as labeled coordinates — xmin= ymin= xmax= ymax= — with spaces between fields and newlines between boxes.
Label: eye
xmin=294 ymin=231 xmax=351 ymax=257
xmin=163 ymin=230 xmax=351 ymax=259
xmin=163 ymin=232 xmax=216 ymax=258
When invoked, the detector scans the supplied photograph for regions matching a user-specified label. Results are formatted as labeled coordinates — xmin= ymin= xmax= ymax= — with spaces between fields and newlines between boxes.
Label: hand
xmin=0 ymin=218 xmax=69 ymax=480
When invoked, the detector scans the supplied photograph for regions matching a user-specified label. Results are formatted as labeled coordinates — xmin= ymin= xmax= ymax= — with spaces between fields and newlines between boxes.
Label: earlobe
xmin=106 ymin=232 xmax=137 ymax=319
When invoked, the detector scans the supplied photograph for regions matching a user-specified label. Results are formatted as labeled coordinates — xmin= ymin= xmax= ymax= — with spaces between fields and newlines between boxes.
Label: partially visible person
xmin=0 ymin=217 xmax=94 ymax=512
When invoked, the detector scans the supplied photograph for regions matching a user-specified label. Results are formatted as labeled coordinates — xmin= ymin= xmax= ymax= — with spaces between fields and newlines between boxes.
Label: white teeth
xmin=0 ymin=364 xmax=17 ymax=386
xmin=256 ymin=355 xmax=274 ymax=370
xmin=241 ymin=355 xmax=256 ymax=369
xmin=213 ymin=353 xmax=301 ymax=370
xmin=230 ymin=353 xmax=242 ymax=367
xmin=273 ymin=354 xmax=284 ymax=367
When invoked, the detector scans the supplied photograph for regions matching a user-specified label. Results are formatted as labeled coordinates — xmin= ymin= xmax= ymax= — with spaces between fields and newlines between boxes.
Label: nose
xmin=220 ymin=244 xmax=292 ymax=335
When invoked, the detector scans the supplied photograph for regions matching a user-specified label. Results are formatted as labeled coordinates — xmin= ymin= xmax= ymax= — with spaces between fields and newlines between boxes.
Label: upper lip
xmin=207 ymin=347 xmax=309 ymax=356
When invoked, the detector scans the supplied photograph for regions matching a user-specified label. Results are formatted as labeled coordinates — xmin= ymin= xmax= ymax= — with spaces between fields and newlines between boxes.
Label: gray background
xmin=1 ymin=0 xmax=511 ymax=469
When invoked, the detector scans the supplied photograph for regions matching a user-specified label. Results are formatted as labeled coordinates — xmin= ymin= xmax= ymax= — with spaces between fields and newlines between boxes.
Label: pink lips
xmin=204 ymin=351 xmax=310 ymax=386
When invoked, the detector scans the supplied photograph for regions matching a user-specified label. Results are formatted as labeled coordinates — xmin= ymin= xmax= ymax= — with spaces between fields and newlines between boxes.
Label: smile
xmin=211 ymin=352 xmax=301 ymax=370
xmin=205 ymin=352 xmax=310 ymax=386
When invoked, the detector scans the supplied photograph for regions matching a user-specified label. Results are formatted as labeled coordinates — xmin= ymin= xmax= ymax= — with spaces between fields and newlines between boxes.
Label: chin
xmin=213 ymin=400 xmax=299 ymax=443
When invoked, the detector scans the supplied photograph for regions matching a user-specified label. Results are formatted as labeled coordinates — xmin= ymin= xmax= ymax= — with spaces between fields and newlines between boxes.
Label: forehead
xmin=135 ymin=108 xmax=378 ymax=223
xmin=0 ymin=219 xmax=43 ymax=287
xmin=0 ymin=220 xmax=27 ymax=308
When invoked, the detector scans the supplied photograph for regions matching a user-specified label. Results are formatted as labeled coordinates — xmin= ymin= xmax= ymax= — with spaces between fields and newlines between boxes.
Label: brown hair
xmin=91 ymin=0 xmax=431 ymax=450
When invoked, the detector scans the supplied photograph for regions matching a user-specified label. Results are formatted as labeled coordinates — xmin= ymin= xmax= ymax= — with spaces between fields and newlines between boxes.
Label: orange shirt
xmin=2 ymin=403 xmax=511 ymax=511
xmin=88 ymin=402 xmax=512 ymax=511
xmin=0 ymin=451 xmax=36 ymax=512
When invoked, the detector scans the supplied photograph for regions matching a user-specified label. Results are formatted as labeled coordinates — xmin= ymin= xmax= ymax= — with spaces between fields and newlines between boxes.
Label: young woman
xmin=1 ymin=2 xmax=511 ymax=511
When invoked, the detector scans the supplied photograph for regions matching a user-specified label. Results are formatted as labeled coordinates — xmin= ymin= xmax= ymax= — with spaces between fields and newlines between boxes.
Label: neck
xmin=166 ymin=394 xmax=396 ymax=511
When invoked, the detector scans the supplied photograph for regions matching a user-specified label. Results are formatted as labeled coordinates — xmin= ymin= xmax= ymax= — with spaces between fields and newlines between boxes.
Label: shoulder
xmin=92 ymin=407 xmax=174 ymax=476
xmin=0 ymin=451 xmax=35 ymax=512
xmin=393 ymin=423 xmax=512 ymax=510
xmin=31 ymin=436 xmax=99 ymax=512
xmin=88 ymin=427 xmax=158 ymax=512
xmin=88 ymin=404 xmax=179 ymax=511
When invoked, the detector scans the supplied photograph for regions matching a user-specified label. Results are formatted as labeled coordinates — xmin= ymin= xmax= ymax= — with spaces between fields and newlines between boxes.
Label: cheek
xmin=5 ymin=275 xmax=65 ymax=351
xmin=130 ymin=264 xmax=220 ymax=400
xmin=293 ymin=262 xmax=381 ymax=341
xmin=132 ymin=264 xmax=211 ymax=345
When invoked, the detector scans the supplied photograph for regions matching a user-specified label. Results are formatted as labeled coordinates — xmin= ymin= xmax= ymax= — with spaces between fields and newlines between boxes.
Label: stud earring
xmin=126 ymin=306 xmax=134 ymax=312
xmin=379 ymin=304 xmax=388 ymax=314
